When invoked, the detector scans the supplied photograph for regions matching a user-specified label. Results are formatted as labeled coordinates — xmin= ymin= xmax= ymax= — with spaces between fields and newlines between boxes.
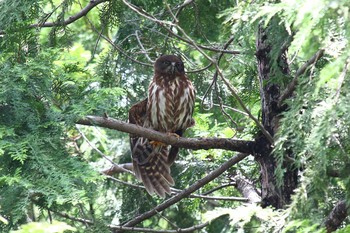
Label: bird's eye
xmin=163 ymin=61 xmax=170 ymax=65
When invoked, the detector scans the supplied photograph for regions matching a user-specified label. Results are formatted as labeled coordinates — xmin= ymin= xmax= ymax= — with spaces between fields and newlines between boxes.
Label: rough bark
xmin=232 ymin=174 xmax=261 ymax=204
xmin=324 ymin=200 xmax=349 ymax=232
xmin=77 ymin=116 xmax=255 ymax=153
xmin=255 ymin=23 xmax=298 ymax=208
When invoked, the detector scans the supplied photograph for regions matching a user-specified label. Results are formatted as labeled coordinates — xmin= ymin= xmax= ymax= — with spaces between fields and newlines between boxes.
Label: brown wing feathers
xmin=129 ymin=100 xmax=175 ymax=197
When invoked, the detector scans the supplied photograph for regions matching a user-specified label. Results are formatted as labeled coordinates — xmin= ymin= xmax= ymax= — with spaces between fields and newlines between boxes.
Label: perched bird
xmin=129 ymin=55 xmax=195 ymax=197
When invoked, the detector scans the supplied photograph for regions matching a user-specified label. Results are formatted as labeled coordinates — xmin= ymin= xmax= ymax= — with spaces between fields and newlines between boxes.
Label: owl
xmin=129 ymin=55 xmax=195 ymax=197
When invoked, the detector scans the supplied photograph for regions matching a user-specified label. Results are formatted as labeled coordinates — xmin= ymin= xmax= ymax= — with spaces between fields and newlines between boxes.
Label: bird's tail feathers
xmin=132 ymin=141 xmax=174 ymax=197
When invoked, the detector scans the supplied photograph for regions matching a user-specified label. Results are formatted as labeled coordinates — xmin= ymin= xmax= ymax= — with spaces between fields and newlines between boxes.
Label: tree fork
xmin=255 ymin=22 xmax=298 ymax=208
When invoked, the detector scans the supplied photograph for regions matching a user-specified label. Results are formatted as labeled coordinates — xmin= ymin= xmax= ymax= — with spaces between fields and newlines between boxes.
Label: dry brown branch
xmin=278 ymin=49 xmax=325 ymax=107
xmin=76 ymin=116 xmax=255 ymax=153
xmin=120 ymin=153 xmax=248 ymax=228
xmin=232 ymin=174 xmax=261 ymax=203
xmin=102 ymin=163 xmax=133 ymax=175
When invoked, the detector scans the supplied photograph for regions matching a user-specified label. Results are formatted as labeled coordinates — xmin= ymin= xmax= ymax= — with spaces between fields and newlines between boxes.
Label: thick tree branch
xmin=324 ymin=200 xmax=349 ymax=232
xmin=278 ymin=49 xmax=325 ymax=107
xmin=76 ymin=116 xmax=255 ymax=153
xmin=120 ymin=153 xmax=248 ymax=228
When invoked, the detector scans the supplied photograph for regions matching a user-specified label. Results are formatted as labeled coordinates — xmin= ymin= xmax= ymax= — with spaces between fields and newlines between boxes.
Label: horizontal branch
xmin=76 ymin=116 xmax=255 ymax=154
xmin=54 ymin=209 xmax=212 ymax=233
xmin=278 ymin=49 xmax=325 ymax=107
xmin=110 ymin=221 xmax=210 ymax=233
xmin=121 ymin=153 xmax=249 ymax=228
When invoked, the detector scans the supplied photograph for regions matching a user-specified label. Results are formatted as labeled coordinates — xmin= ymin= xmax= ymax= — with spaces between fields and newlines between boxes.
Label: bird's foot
xmin=150 ymin=140 xmax=167 ymax=147
xmin=166 ymin=132 xmax=180 ymax=138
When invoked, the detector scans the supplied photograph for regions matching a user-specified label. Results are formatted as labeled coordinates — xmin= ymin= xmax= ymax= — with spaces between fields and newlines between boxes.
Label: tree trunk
xmin=255 ymin=23 xmax=298 ymax=208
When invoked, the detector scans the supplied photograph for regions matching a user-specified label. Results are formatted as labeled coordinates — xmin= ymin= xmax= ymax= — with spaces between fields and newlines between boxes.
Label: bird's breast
xmin=148 ymin=77 xmax=195 ymax=132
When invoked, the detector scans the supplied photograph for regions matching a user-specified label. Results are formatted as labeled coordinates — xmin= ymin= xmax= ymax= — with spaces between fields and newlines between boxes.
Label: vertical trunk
xmin=255 ymin=23 xmax=298 ymax=208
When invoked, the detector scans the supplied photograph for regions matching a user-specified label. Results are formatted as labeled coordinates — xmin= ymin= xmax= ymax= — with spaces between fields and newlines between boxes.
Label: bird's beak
xmin=171 ymin=62 xmax=176 ymax=74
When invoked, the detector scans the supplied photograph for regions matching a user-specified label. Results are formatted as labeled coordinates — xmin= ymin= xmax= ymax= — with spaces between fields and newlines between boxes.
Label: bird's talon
xmin=150 ymin=140 xmax=167 ymax=147
xmin=167 ymin=132 xmax=180 ymax=138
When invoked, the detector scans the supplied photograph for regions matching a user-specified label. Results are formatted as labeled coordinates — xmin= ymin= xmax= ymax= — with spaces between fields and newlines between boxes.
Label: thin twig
xmin=83 ymin=14 xmax=153 ymax=67
xmin=201 ymin=36 xmax=235 ymax=109
xmin=200 ymin=182 xmax=236 ymax=195
xmin=135 ymin=30 xmax=154 ymax=63
xmin=334 ymin=57 xmax=349 ymax=103
xmin=54 ymin=210 xmax=212 ymax=233
xmin=76 ymin=126 xmax=133 ymax=174
xmin=122 ymin=0 xmax=241 ymax=55
xmin=278 ymin=49 xmax=325 ymax=107
xmin=38 ymin=0 xmax=107 ymax=28
xmin=121 ymin=153 xmax=248 ymax=227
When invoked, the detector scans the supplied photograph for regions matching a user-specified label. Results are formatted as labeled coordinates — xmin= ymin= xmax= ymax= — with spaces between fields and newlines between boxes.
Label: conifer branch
xmin=76 ymin=116 xmax=256 ymax=153
xmin=120 ymin=153 xmax=248 ymax=228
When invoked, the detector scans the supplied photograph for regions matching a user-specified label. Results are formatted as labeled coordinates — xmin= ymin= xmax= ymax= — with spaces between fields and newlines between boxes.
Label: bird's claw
xmin=150 ymin=140 xmax=167 ymax=147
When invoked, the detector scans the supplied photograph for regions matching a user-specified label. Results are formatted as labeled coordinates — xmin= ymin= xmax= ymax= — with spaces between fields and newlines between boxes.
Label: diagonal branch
xmin=232 ymin=174 xmax=261 ymax=204
xmin=76 ymin=116 xmax=256 ymax=153
xmin=120 ymin=153 xmax=248 ymax=228
xmin=32 ymin=0 xmax=108 ymax=28
xmin=107 ymin=175 xmax=248 ymax=202
xmin=0 ymin=0 xmax=108 ymax=35
xmin=278 ymin=49 xmax=325 ymax=107
xmin=324 ymin=200 xmax=349 ymax=233
xmin=122 ymin=0 xmax=241 ymax=55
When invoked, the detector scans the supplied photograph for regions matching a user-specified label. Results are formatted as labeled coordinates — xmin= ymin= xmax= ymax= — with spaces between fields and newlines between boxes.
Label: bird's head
xmin=154 ymin=55 xmax=185 ymax=78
